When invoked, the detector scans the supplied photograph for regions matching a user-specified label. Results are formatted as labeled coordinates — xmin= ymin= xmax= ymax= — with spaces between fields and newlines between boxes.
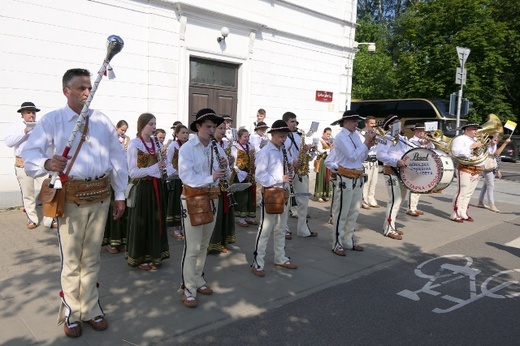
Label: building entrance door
xmin=189 ymin=57 xmax=238 ymax=126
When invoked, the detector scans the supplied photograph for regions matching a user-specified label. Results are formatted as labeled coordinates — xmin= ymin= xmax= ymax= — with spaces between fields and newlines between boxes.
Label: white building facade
xmin=0 ymin=0 xmax=358 ymax=208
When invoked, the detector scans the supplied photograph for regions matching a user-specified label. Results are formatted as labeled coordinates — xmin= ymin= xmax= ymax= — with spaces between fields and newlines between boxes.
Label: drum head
xmin=399 ymin=148 xmax=444 ymax=193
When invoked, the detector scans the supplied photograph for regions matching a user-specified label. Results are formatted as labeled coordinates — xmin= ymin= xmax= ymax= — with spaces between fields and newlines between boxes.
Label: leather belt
xmin=383 ymin=165 xmax=397 ymax=175
xmin=15 ymin=156 xmax=24 ymax=168
xmin=457 ymin=164 xmax=483 ymax=176
xmin=338 ymin=166 xmax=364 ymax=179
xmin=182 ymin=185 xmax=220 ymax=200
xmin=65 ymin=176 xmax=111 ymax=204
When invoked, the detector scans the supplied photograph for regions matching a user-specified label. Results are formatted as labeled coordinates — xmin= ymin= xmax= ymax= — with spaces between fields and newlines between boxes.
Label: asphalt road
xmin=500 ymin=161 xmax=520 ymax=182
xmin=177 ymin=215 xmax=520 ymax=346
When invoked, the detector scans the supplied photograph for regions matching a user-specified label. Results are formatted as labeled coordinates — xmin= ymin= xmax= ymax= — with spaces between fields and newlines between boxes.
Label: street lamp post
xmin=455 ymin=46 xmax=470 ymax=135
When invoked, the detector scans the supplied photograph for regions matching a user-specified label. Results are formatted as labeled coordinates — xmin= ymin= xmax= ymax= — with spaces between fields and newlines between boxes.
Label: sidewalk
xmin=1 ymin=174 xmax=519 ymax=346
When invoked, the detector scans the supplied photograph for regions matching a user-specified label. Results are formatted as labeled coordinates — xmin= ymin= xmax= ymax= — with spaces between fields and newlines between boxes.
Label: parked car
xmin=498 ymin=140 xmax=518 ymax=163
xmin=510 ymin=135 xmax=520 ymax=160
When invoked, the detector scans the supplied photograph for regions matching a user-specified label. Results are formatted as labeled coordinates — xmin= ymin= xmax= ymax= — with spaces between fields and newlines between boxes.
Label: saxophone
xmin=294 ymin=130 xmax=310 ymax=176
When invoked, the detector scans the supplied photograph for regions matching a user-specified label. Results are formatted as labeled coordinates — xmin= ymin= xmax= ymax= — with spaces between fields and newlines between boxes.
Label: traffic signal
xmin=449 ymin=93 xmax=457 ymax=115
xmin=461 ymin=98 xmax=473 ymax=116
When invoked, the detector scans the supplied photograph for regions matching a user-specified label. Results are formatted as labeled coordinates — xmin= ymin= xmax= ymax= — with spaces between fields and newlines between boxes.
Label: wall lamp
xmin=354 ymin=41 xmax=376 ymax=53
xmin=217 ymin=27 xmax=230 ymax=43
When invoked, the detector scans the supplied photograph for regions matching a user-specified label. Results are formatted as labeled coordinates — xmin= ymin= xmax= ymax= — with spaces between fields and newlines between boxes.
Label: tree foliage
xmin=353 ymin=0 xmax=520 ymax=125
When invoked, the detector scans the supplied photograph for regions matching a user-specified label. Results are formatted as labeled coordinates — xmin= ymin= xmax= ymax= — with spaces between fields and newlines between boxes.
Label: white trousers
xmin=451 ymin=170 xmax=480 ymax=219
xmin=362 ymin=161 xmax=379 ymax=206
xmin=289 ymin=175 xmax=312 ymax=236
xmin=383 ymin=174 xmax=409 ymax=234
xmin=57 ymin=198 xmax=110 ymax=325
xmin=15 ymin=166 xmax=53 ymax=227
xmin=181 ymin=198 xmax=218 ymax=298
xmin=332 ymin=174 xmax=363 ymax=250
xmin=408 ymin=192 xmax=421 ymax=212
xmin=253 ymin=196 xmax=290 ymax=270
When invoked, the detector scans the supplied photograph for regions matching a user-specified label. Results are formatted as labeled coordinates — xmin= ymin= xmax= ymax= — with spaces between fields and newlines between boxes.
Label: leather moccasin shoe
xmin=85 ymin=316 xmax=108 ymax=331
xmin=246 ymin=219 xmax=259 ymax=225
xmin=64 ymin=322 xmax=82 ymax=338
xmin=352 ymin=244 xmax=364 ymax=251
xmin=465 ymin=217 xmax=474 ymax=222
xmin=197 ymin=285 xmax=213 ymax=295
xmin=370 ymin=204 xmax=381 ymax=208
xmin=252 ymin=266 xmax=265 ymax=277
xmin=332 ymin=245 xmax=347 ymax=256
xmin=396 ymin=229 xmax=404 ymax=235
xmin=27 ymin=222 xmax=37 ymax=229
xmin=415 ymin=210 xmax=424 ymax=215
xmin=406 ymin=211 xmax=419 ymax=217
xmin=386 ymin=232 xmax=403 ymax=240
xmin=275 ymin=261 xmax=297 ymax=269
xmin=361 ymin=203 xmax=371 ymax=210
xmin=452 ymin=218 xmax=464 ymax=223
xmin=182 ymin=294 xmax=198 ymax=308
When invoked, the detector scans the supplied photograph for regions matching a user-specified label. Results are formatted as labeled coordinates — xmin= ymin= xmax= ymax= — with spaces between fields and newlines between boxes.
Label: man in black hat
xmin=329 ymin=110 xmax=376 ymax=255
xmin=449 ymin=122 xmax=484 ymax=223
xmin=376 ymin=114 xmax=412 ymax=240
xmin=4 ymin=102 xmax=55 ymax=229
xmin=406 ymin=122 xmax=435 ymax=217
xmin=252 ymin=120 xmax=297 ymax=277
xmin=178 ymin=108 xmax=229 ymax=307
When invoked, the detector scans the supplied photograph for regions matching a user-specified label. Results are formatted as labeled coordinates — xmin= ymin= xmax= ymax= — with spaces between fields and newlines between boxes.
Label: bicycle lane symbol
xmin=397 ymin=254 xmax=520 ymax=313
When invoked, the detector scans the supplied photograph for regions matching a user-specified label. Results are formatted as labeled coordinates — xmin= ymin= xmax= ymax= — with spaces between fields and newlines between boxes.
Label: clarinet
xmin=281 ymin=144 xmax=297 ymax=207
xmin=153 ymin=134 xmax=172 ymax=191
xmin=210 ymin=136 xmax=238 ymax=207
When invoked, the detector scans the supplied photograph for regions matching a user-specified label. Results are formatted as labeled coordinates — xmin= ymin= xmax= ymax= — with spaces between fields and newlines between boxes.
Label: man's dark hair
xmin=62 ymin=68 xmax=91 ymax=88
xmin=282 ymin=111 xmax=297 ymax=122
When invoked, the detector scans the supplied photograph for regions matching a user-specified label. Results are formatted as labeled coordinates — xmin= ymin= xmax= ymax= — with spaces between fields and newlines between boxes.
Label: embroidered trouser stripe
xmin=450 ymin=170 xmax=480 ymax=220
xmin=383 ymin=174 xmax=408 ymax=234
xmin=57 ymin=199 xmax=110 ymax=324
xmin=180 ymin=198 xmax=218 ymax=298
xmin=253 ymin=193 xmax=290 ymax=269
xmin=332 ymin=175 xmax=362 ymax=250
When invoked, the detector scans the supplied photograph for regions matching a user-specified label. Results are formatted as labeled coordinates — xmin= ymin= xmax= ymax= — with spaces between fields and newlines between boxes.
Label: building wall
xmin=0 ymin=0 xmax=357 ymax=208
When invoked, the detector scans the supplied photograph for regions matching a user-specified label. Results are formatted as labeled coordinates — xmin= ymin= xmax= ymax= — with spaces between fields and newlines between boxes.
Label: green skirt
xmin=166 ymin=178 xmax=183 ymax=228
xmin=314 ymin=160 xmax=332 ymax=198
xmin=234 ymin=182 xmax=256 ymax=218
xmin=126 ymin=178 xmax=170 ymax=266
xmin=208 ymin=193 xmax=236 ymax=253
xmin=103 ymin=188 xmax=127 ymax=247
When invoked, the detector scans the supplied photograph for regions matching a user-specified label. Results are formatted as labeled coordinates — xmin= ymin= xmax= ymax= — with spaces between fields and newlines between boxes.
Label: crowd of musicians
xmin=5 ymin=69 xmax=506 ymax=337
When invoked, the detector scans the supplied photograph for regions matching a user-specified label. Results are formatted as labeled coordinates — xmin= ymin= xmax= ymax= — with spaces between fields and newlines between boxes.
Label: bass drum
xmin=399 ymin=148 xmax=455 ymax=193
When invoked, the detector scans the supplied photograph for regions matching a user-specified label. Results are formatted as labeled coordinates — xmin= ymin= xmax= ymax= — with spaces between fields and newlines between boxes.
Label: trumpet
xmin=356 ymin=127 xmax=392 ymax=146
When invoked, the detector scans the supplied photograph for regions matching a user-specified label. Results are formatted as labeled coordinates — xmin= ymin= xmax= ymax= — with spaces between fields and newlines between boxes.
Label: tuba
xmin=448 ymin=113 xmax=503 ymax=165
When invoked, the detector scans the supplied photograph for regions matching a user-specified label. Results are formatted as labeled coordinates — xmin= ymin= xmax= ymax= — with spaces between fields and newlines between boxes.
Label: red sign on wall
xmin=315 ymin=90 xmax=333 ymax=102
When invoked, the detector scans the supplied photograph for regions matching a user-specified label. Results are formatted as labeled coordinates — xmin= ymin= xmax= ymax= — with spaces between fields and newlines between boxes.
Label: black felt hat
xmin=459 ymin=122 xmax=482 ymax=130
xmin=17 ymin=102 xmax=40 ymax=113
xmin=254 ymin=121 xmax=269 ymax=131
xmin=268 ymin=120 xmax=291 ymax=133
xmin=190 ymin=108 xmax=224 ymax=132
xmin=413 ymin=122 xmax=426 ymax=131
xmin=382 ymin=114 xmax=400 ymax=131
xmin=330 ymin=110 xmax=364 ymax=126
